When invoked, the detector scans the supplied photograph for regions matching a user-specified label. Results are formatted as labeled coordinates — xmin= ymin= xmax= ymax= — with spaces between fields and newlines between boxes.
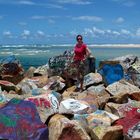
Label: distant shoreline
xmin=88 ymin=44 xmax=140 ymax=48
xmin=0 ymin=44 xmax=140 ymax=48
xmin=51 ymin=44 xmax=140 ymax=48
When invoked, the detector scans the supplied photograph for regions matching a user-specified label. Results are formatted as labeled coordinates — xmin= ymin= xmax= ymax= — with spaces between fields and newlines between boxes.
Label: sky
xmin=0 ymin=0 xmax=140 ymax=44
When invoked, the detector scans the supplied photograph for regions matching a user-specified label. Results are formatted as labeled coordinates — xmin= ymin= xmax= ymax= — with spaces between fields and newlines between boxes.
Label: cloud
xmin=18 ymin=0 xmax=35 ymax=5
xmin=72 ymin=16 xmax=103 ymax=22
xmin=121 ymin=29 xmax=131 ymax=35
xmin=136 ymin=28 xmax=140 ymax=37
xmin=115 ymin=17 xmax=125 ymax=23
xmin=0 ymin=0 xmax=14 ymax=4
xmin=3 ymin=31 xmax=13 ymax=38
xmin=36 ymin=30 xmax=45 ymax=36
xmin=31 ymin=15 xmax=58 ymax=19
xmin=0 ymin=16 xmax=3 ymax=19
xmin=112 ymin=31 xmax=121 ymax=36
xmin=46 ymin=3 xmax=64 ymax=9
xmin=18 ymin=22 xmax=27 ymax=26
xmin=0 ymin=0 xmax=64 ymax=9
xmin=31 ymin=16 xmax=46 ymax=20
xmin=21 ymin=30 xmax=30 ymax=39
xmin=106 ymin=29 xmax=112 ymax=34
xmin=84 ymin=28 xmax=96 ymax=37
xmin=123 ymin=1 xmax=136 ymax=7
xmin=55 ymin=0 xmax=92 ymax=5
xmin=23 ymin=30 xmax=30 ymax=35
xmin=31 ymin=15 xmax=58 ymax=23
xmin=3 ymin=31 xmax=11 ymax=36
xmin=48 ymin=19 xmax=55 ymax=24
xmin=19 ymin=0 xmax=64 ymax=9
xmin=111 ymin=0 xmax=136 ymax=7
xmin=0 ymin=0 xmax=36 ymax=5
xmin=83 ymin=27 xmax=105 ymax=38
xmin=82 ymin=26 xmax=135 ymax=39
xmin=92 ymin=27 xmax=105 ymax=34
xmin=70 ymin=30 xmax=78 ymax=36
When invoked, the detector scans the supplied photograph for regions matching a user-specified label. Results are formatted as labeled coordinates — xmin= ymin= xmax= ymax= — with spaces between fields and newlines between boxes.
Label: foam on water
xmin=0 ymin=52 xmax=13 ymax=55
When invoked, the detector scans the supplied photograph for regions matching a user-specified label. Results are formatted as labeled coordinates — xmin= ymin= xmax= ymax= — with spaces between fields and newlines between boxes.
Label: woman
xmin=63 ymin=35 xmax=91 ymax=91
xmin=72 ymin=34 xmax=91 ymax=91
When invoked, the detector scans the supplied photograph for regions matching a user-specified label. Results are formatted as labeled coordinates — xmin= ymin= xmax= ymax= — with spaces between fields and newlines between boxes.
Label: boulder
xmin=105 ymin=99 xmax=140 ymax=118
xmin=0 ymin=80 xmax=19 ymax=92
xmin=87 ymin=84 xmax=110 ymax=109
xmin=48 ymin=114 xmax=91 ymax=140
xmin=83 ymin=110 xmax=122 ymax=140
xmin=29 ymin=75 xmax=49 ymax=88
xmin=43 ymin=76 xmax=65 ymax=92
xmin=106 ymin=80 xmax=140 ymax=96
xmin=0 ymin=98 xmax=49 ymax=140
xmin=34 ymin=65 xmax=48 ymax=76
xmin=128 ymin=61 xmax=140 ymax=87
xmin=0 ymin=55 xmax=24 ymax=84
xmin=83 ymin=73 xmax=103 ymax=88
xmin=24 ymin=66 xmax=36 ymax=78
xmin=98 ymin=61 xmax=124 ymax=86
xmin=59 ymin=98 xmax=90 ymax=114
xmin=62 ymin=90 xmax=99 ymax=112
xmin=90 ymin=125 xmax=123 ymax=140
xmin=17 ymin=78 xmax=38 ymax=94
xmin=114 ymin=108 xmax=140 ymax=140
xmin=26 ymin=91 xmax=59 ymax=122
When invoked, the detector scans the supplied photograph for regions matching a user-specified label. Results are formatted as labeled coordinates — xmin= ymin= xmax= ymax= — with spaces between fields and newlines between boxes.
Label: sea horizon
xmin=0 ymin=44 xmax=140 ymax=70
xmin=1 ymin=43 xmax=140 ymax=48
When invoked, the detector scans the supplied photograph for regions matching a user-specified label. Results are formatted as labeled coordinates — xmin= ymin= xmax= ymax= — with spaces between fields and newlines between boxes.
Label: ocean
xmin=0 ymin=44 xmax=140 ymax=70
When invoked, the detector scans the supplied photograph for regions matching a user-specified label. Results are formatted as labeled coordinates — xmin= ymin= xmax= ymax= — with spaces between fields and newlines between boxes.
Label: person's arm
xmin=86 ymin=47 xmax=92 ymax=57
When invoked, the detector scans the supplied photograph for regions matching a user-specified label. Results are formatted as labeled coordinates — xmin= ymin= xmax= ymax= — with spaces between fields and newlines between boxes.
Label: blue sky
xmin=0 ymin=0 xmax=140 ymax=44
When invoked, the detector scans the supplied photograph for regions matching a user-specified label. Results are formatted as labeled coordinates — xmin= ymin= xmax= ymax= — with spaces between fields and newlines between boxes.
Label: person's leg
xmin=79 ymin=73 xmax=84 ymax=91
xmin=79 ymin=61 xmax=85 ymax=91
xmin=62 ymin=70 xmax=71 ymax=87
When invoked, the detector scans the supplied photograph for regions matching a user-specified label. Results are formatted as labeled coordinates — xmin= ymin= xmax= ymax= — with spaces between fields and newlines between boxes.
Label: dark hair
xmin=76 ymin=34 xmax=83 ymax=41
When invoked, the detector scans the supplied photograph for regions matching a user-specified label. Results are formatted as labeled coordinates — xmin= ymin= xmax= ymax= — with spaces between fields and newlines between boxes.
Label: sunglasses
xmin=77 ymin=38 xmax=82 ymax=41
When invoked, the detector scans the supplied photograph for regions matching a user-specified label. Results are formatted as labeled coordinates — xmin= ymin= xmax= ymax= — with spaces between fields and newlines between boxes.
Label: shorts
xmin=65 ymin=60 xmax=85 ymax=80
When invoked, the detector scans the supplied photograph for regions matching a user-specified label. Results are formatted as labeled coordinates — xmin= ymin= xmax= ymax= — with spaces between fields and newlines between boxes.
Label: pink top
xmin=73 ymin=43 xmax=87 ymax=61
